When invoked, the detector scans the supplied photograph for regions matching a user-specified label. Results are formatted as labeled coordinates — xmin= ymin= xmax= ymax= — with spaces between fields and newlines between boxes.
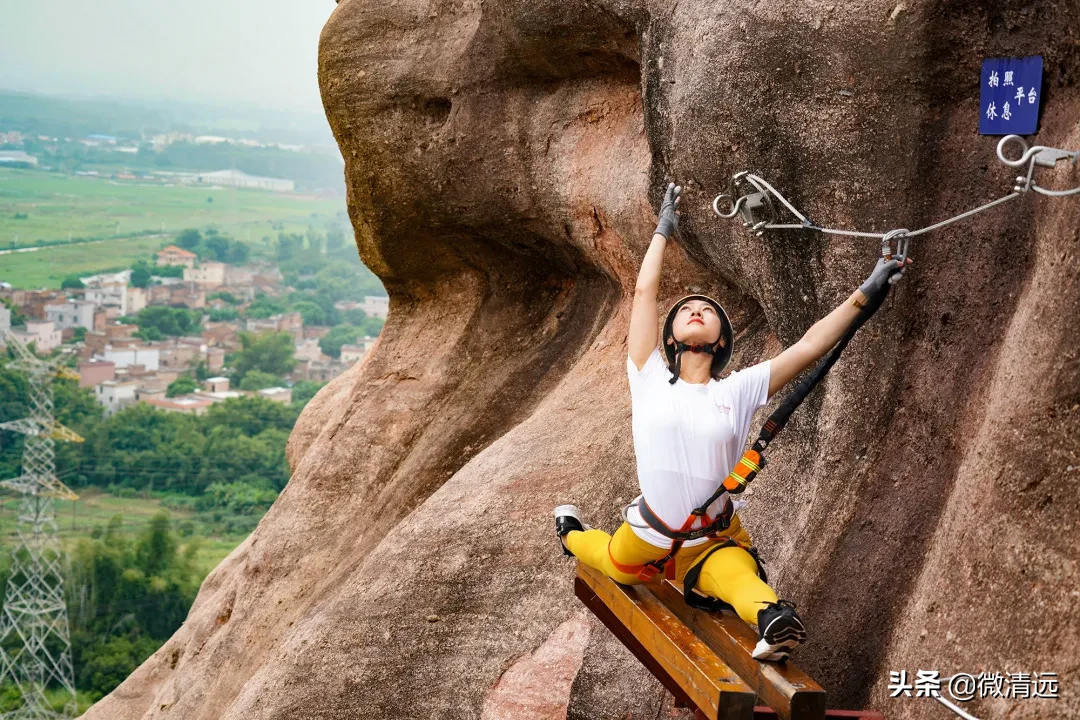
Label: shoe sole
xmin=554 ymin=505 xmax=591 ymax=557
xmin=752 ymin=613 xmax=807 ymax=662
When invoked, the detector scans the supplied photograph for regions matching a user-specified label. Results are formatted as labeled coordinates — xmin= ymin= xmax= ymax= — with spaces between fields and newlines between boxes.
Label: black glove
xmin=859 ymin=257 xmax=906 ymax=298
xmin=654 ymin=183 xmax=682 ymax=239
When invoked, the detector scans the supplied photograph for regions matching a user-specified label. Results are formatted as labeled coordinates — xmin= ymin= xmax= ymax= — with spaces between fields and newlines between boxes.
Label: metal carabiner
xmin=882 ymin=228 xmax=910 ymax=264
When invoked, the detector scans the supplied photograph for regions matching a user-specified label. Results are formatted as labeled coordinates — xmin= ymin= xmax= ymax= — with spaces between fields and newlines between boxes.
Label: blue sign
xmin=979 ymin=56 xmax=1043 ymax=135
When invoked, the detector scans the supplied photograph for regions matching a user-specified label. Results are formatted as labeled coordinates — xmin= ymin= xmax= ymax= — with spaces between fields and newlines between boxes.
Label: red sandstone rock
xmin=82 ymin=1 xmax=1079 ymax=719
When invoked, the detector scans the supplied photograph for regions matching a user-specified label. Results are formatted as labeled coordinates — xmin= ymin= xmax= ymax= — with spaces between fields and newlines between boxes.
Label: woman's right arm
xmin=629 ymin=184 xmax=681 ymax=371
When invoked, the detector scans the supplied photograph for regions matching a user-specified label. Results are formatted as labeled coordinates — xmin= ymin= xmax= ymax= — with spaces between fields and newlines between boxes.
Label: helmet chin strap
xmin=668 ymin=340 xmax=721 ymax=384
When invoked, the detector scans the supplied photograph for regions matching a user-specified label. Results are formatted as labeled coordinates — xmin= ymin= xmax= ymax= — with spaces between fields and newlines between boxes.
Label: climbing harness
xmin=712 ymin=134 xmax=1080 ymax=259
xmin=721 ymin=282 xmax=891 ymax=495
xmin=613 ymin=494 xmax=738 ymax=582
xmin=681 ymin=539 xmax=768 ymax=612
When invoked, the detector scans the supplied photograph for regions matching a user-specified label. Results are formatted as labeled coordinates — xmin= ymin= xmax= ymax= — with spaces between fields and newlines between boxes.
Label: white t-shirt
xmin=626 ymin=346 xmax=771 ymax=548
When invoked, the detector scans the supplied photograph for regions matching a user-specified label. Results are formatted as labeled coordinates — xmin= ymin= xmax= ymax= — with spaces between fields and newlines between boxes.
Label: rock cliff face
xmin=83 ymin=1 xmax=1079 ymax=719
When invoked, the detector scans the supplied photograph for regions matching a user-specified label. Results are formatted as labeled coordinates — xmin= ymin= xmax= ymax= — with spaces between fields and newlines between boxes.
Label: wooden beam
xmin=754 ymin=708 xmax=885 ymax=719
xmin=650 ymin=580 xmax=827 ymax=720
xmin=575 ymin=562 xmax=756 ymax=720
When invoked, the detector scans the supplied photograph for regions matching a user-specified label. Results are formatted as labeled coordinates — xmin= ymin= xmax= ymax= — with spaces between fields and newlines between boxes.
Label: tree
xmin=166 ymin=377 xmax=198 ymax=398
xmin=136 ymin=306 xmax=199 ymax=337
xmin=1 ymin=298 xmax=26 ymax=327
xmin=61 ymin=276 xmax=85 ymax=290
xmin=292 ymin=300 xmax=325 ymax=327
xmin=176 ymin=229 xmax=202 ymax=251
xmin=243 ymin=295 xmax=286 ymax=320
xmin=203 ymin=231 xmax=230 ymax=262
xmin=208 ymin=291 xmax=238 ymax=305
xmin=319 ymin=324 xmax=362 ymax=358
xmin=208 ymin=307 xmax=238 ymax=322
xmin=362 ymin=315 xmax=385 ymax=336
xmin=238 ymin=371 xmax=281 ymax=392
xmin=135 ymin=513 xmax=177 ymax=577
xmin=224 ymin=241 xmax=249 ymax=265
xmin=72 ymin=327 xmax=87 ymax=342
xmin=291 ymin=380 xmax=324 ymax=406
xmin=232 ymin=332 xmax=295 ymax=381
xmin=153 ymin=265 xmax=185 ymax=279
xmin=130 ymin=261 xmax=152 ymax=288
xmin=135 ymin=326 xmax=164 ymax=342
xmin=275 ymin=233 xmax=303 ymax=262
xmin=202 ymin=395 xmax=298 ymax=437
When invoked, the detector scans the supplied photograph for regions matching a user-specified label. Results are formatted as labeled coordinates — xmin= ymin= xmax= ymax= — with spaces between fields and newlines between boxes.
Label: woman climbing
xmin=554 ymin=183 xmax=910 ymax=662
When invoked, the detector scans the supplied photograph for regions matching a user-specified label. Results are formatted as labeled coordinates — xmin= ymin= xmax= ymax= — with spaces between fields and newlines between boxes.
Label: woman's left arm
xmin=767 ymin=257 xmax=912 ymax=399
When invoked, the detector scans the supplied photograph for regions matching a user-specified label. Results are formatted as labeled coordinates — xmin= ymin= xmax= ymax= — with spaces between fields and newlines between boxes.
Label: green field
xmin=0 ymin=488 xmax=249 ymax=576
xmin=0 ymin=235 xmax=173 ymax=288
xmin=0 ymin=167 xmax=347 ymax=287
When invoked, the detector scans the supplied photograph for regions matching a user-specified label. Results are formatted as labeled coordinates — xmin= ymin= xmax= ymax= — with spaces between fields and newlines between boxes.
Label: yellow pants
xmin=564 ymin=514 xmax=778 ymax=625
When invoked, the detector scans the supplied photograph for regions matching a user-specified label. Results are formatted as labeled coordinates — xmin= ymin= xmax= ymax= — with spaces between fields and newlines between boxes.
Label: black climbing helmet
xmin=661 ymin=294 xmax=734 ymax=385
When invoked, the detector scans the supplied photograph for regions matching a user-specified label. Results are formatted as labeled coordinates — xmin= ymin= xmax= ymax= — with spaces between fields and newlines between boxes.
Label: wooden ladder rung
xmin=650 ymin=579 xmax=827 ymax=720
xmin=575 ymin=562 xmax=756 ymax=720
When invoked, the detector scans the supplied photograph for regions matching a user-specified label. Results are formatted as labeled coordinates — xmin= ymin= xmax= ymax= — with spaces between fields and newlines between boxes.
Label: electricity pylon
xmin=0 ymin=332 xmax=80 ymax=719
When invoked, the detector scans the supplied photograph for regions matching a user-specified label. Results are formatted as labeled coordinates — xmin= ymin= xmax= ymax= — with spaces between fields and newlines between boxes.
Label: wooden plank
xmin=574 ymin=576 xmax=697 ymax=710
xmin=754 ymin=708 xmax=885 ymax=719
xmin=575 ymin=562 xmax=756 ymax=720
xmin=650 ymin=579 xmax=827 ymax=720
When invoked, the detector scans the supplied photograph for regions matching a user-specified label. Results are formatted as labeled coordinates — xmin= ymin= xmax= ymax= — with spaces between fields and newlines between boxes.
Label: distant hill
xmin=0 ymin=90 xmax=337 ymax=149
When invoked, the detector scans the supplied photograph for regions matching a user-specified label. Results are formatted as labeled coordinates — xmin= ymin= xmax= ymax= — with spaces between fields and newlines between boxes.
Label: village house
xmin=12 ymin=321 xmax=62 ymax=353
xmin=339 ymin=344 xmax=368 ymax=365
xmin=202 ymin=377 xmax=230 ymax=393
xmin=292 ymin=358 xmax=348 ymax=383
xmin=202 ymin=321 xmax=240 ymax=351
xmin=103 ymin=345 xmax=160 ymax=371
xmin=205 ymin=347 xmax=225 ymax=372
xmin=95 ymin=379 xmax=138 ymax=415
xmin=159 ymin=342 xmax=200 ymax=370
xmin=257 ymin=387 xmax=292 ymax=404
xmin=244 ymin=312 xmax=303 ymax=340
xmin=77 ymin=359 xmax=115 ymax=388
xmin=84 ymin=283 xmax=128 ymax=315
xmin=126 ymin=286 xmax=147 ymax=315
xmin=20 ymin=290 xmax=66 ymax=320
xmin=135 ymin=372 xmax=178 ymax=396
xmin=156 ymin=245 xmax=197 ymax=268
xmin=223 ymin=265 xmax=254 ymax=286
xmin=302 ymin=325 xmax=331 ymax=340
xmin=105 ymin=323 xmax=138 ymax=341
xmin=193 ymin=386 xmax=244 ymax=404
xmin=361 ymin=295 xmax=389 ymax=320
xmin=294 ymin=338 xmax=328 ymax=363
xmin=143 ymin=396 xmax=213 ymax=415
xmin=184 ymin=261 xmax=226 ymax=288
xmin=46 ymin=300 xmax=97 ymax=332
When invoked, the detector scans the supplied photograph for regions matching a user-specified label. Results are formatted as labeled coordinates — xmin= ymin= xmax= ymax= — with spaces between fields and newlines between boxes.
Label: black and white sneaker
xmin=751 ymin=599 xmax=807 ymax=662
xmin=553 ymin=504 xmax=590 ymax=557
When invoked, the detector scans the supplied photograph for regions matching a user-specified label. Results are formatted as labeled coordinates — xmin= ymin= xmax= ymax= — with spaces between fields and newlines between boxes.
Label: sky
xmin=0 ymin=0 xmax=338 ymax=113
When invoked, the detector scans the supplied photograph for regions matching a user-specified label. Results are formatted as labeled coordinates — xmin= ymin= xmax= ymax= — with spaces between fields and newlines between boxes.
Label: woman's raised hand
xmin=654 ymin=183 xmax=682 ymax=240
xmin=859 ymin=256 xmax=914 ymax=298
